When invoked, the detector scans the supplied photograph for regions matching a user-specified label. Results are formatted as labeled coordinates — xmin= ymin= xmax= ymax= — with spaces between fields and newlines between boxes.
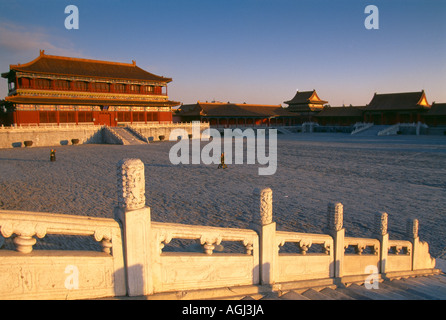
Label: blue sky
xmin=0 ymin=0 xmax=445 ymax=106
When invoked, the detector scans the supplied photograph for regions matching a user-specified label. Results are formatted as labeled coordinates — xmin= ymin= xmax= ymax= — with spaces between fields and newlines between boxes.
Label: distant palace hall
xmin=0 ymin=50 xmax=179 ymax=126
xmin=176 ymin=89 xmax=446 ymax=128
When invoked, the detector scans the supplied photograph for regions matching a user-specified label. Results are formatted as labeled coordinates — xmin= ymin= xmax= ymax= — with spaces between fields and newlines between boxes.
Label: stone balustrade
xmin=128 ymin=122 xmax=210 ymax=142
xmin=0 ymin=158 xmax=439 ymax=299
xmin=0 ymin=209 xmax=125 ymax=299
xmin=151 ymin=222 xmax=260 ymax=293
xmin=274 ymin=231 xmax=334 ymax=283
xmin=0 ymin=123 xmax=210 ymax=148
xmin=0 ymin=123 xmax=100 ymax=130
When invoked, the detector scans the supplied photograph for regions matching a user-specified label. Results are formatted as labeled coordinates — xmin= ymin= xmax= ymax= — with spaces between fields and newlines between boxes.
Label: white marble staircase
xmin=110 ymin=127 xmax=147 ymax=145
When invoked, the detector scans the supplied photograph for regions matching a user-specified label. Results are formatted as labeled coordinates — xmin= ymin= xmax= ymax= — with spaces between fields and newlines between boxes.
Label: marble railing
xmin=0 ymin=123 xmax=100 ymax=130
xmin=0 ymin=158 xmax=439 ymax=299
xmin=151 ymin=222 xmax=259 ymax=293
xmin=257 ymin=196 xmax=437 ymax=289
xmin=0 ymin=210 xmax=125 ymax=299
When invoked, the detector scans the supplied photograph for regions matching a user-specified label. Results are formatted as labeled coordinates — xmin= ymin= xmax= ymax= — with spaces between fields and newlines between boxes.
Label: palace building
xmin=176 ymin=101 xmax=301 ymax=127
xmin=362 ymin=90 xmax=431 ymax=125
xmin=425 ymin=102 xmax=446 ymax=127
xmin=0 ymin=50 xmax=180 ymax=126
xmin=283 ymin=90 xmax=328 ymax=123
xmin=175 ymin=89 xmax=444 ymax=130
xmin=315 ymin=105 xmax=365 ymax=126
xmin=309 ymin=90 xmax=443 ymax=127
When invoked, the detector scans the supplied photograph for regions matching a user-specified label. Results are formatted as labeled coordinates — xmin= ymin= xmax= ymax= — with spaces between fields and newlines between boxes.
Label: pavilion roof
xmin=284 ymin=90 xmax=328 ymax=106
xmin=364 ymin=90 xmax=430 ymax=111
xmin=2 ymin=50 xmax=172 ymax=83
xmin=426 ymin=102 xmax=446 ymax=116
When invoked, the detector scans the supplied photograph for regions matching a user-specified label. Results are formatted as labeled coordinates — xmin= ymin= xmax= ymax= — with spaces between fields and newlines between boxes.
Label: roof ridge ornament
xmin=40 ymin=50 xmax=45 ymax=56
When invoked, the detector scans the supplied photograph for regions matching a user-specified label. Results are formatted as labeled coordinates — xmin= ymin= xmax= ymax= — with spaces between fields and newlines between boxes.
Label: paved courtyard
xmin=0 ymin=133 xmax=445 ymax=257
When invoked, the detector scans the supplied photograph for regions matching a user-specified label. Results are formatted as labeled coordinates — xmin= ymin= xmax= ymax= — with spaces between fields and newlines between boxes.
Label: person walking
xmin=50 ymin=149 xmax=56 ymax=162
xmin=218 ymin=152 xmax=227 ymax=169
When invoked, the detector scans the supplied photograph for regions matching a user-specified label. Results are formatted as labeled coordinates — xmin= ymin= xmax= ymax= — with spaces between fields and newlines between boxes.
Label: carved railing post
xmin=407 ymin=219 xmax=436 ymax=271
xmin=328 ymin=202 xmax=344 ymax=278
xmin=0 ymin=222 xmax=47 ymax=254
xmin=407 ymin=218 xmax=419 ymax=240
xmin=407 ymin=218 xmax=418 ymax=271
xmin=254 ymin=187 xmax=276 ymax=285
xmin=200 ymin=233 xmax=222 ymax=255
xmin=375 ymin=212 xmax=388 ymax=274
xmin=114 ymin=158 xmax=153 ymax=296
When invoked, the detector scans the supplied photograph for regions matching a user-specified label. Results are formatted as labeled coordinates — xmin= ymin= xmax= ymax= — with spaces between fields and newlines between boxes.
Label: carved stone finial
xmin=255 ymin=188 xmax=273 ymax=226
xmin=407 ymin=219 xmax=419 ymax=239
xmin=117 ymin=159 xmax=146 ymax=211
xmin=375 ymin=211 xmax=388 ymax=236
xmin=327 ymin=202 xmax=343 ymax=231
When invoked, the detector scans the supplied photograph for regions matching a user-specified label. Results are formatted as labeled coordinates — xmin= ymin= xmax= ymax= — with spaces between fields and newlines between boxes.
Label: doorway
xmin=98 ymin=112 xmax=111 ymax=126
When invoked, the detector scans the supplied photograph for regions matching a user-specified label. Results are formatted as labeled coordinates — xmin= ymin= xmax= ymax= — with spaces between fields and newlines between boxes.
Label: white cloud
xmin=0 ymin=21 xmax=87 ymax=97
xmin=0 ymin=21 xmax=86 ymax=58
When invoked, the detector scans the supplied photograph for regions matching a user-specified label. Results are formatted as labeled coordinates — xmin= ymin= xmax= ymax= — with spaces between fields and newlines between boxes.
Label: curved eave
xmin=5 ymin=95 xmax=180 ymax=107
xmin=417 ymin=90 xmax=431 ymax=108
xmin=284 ymin=100 xmax=327 ymax=105
xmin=7 ymin=53 xmax=172 ymax=83
xmin=10 ymin=69 xmax=172 ymax=84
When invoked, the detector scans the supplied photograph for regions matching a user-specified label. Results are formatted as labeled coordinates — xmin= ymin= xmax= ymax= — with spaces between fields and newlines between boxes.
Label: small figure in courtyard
xmin=50 ymin=149 xmax=56 ymax=162
xmin=218 ymin=152 xmax=227 ymax=169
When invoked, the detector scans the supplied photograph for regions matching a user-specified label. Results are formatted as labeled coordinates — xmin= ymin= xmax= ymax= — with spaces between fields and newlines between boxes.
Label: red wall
xmin=12 ymin=110 xmax=173 ymax=126
xmin=15 ymin=110 xmax=39 ymax=124
xmin=158 ymin=112 xmax=172 ymax=122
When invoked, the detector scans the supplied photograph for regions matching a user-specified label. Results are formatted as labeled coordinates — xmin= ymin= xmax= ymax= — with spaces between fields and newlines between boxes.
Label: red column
xmin=14 ymin=110 xmax=19 ymax=125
